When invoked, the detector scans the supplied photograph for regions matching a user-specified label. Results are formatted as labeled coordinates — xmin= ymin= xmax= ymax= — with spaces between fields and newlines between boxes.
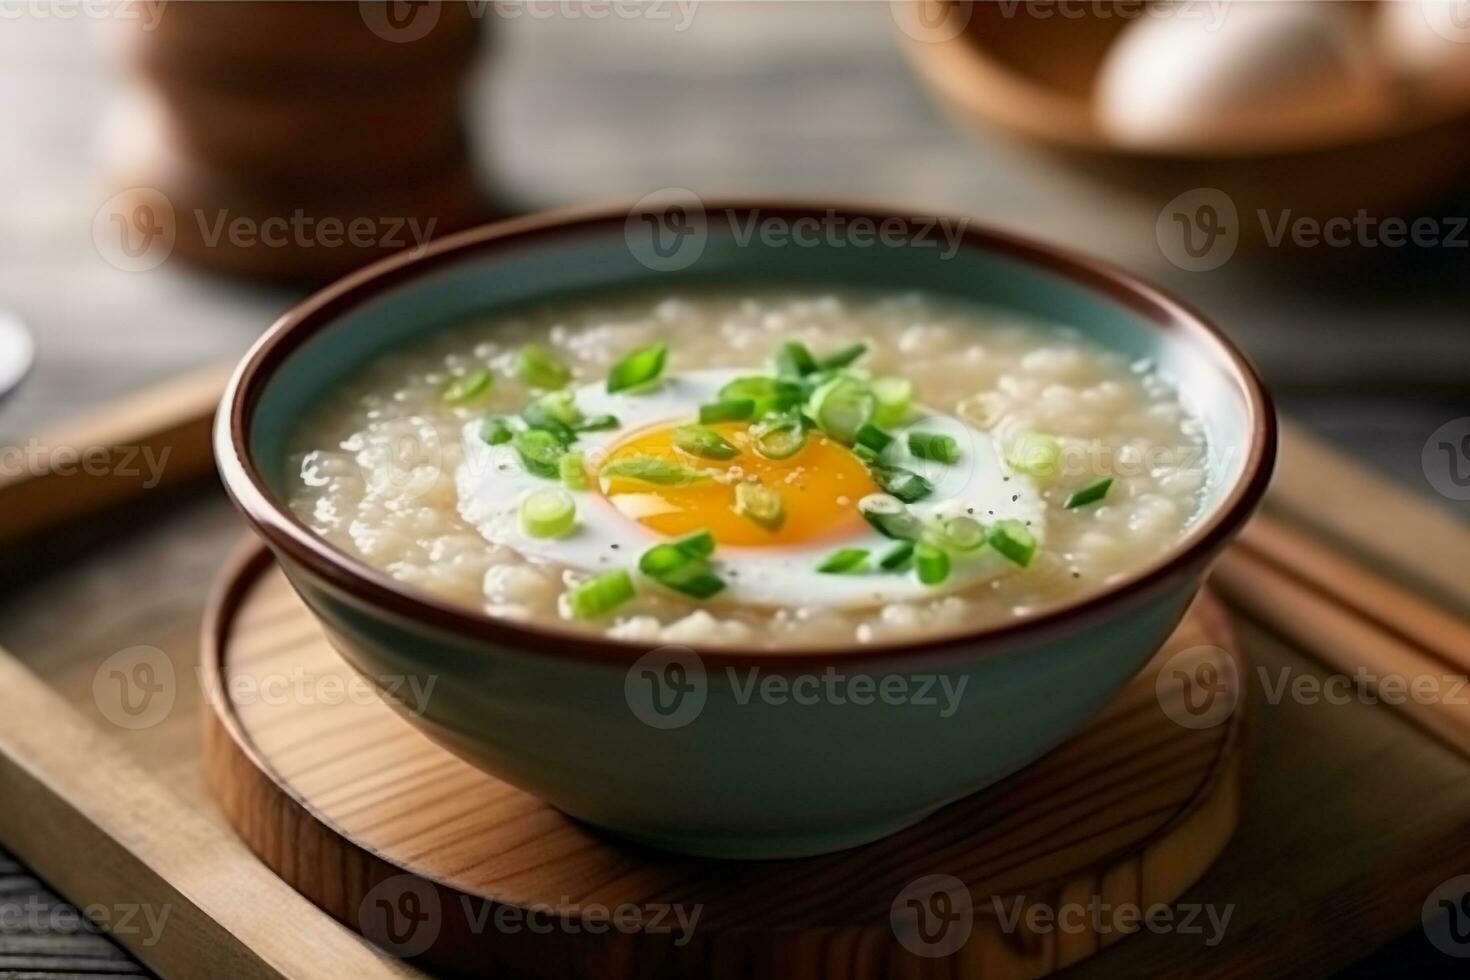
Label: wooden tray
xmin=201 ymin=547 xmax=1244 ymax=978
xmin=2 ymin=372 xmax=1470 ymax=978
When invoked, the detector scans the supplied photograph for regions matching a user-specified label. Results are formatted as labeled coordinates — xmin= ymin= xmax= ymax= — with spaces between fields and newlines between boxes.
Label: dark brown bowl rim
xmin=217 ymin=199 xmax=1276 ymax=670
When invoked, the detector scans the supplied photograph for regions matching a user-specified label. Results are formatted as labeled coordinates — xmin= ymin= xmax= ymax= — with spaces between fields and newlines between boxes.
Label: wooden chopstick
xmin=1216 ymin=513 xmax=1470 ymax=758
xmin=0 ymin=362 xmax=232 ymax=545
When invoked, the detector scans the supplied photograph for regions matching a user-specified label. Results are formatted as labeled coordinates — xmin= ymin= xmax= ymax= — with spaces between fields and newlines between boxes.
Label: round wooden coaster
xmin=203 ymin=546 xmax=1246 ymax=979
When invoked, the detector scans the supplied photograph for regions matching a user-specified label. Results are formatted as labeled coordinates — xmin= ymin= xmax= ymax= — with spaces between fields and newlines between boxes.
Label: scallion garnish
xmin=915 ymin=542 xmax=951 ymax=585
xmin=807 ymin=375 xmax=875 ymax=444
xmin=817 ymin=548 xmax=870 ymax=574
xmin=718 ymin=376 xmax=805 ymax=417
xmin=576 ymin=414 xmax=620 ymax=432
xmin=750 ymin=415 xmax=806 ymax=460
xmin=855 ymin=423 xmax=893 ymax=454
xmin=607 ymin=343 xmax=667 ymax=393
xmin=599 ymin=456 xmax=708 ymax=486
xmin=872 ymin=376 xmax=913 ymax=427
xmin=519 ymin=400 xmax=577 ymax=445
xmin=639 ymin=542 xmax=726 ymax=598
xmin=817 ymin=342 xmax=868 ymax=371
xmin=673 ymin=424 xmax=740 ymax=461
xmin=669 ymin=528 xmax=716 ymax=558
xmin=515 ymin=344 xmax=571 ymax=390
xmin=521 ymin=487 xmax=576 ymax=538
xmin=988 ymin=519 xmax=1036 ymax=567
xmin=440 ymin=369 xmax=492 ymax=406
xmin=870 ymin=464 xmax=933 ymax=503
xmin=565 ymin=569 xmax=635 ymax=619
xmin=481 ymin=416 xmax=513 ymax=445
xmin=908 ymin=431 xmax=960 ymax=464
xmin=1065 ymin=477 xmax=1113 ymax=508
xmin=858 ymin=493 xmax=922 ymax=540
xmin=559 ymin=451 xmax=588 ymax=490
xmin=938 ymin=515 xmax=986 ymax=552
xmin=774 ymin=341 xmax=818 ymax=377
xmin=513 ymin=428 xmax=565 ymax=478
xmin=879 ymin=541 xmax=915 ymax=571
xmin=699 ymin=399 xmax=756 ymax=424
xmin=734 ymin=482 xmax=786 ymax=531
xmin=1006 ymin=432 xmax=1062 ymax=481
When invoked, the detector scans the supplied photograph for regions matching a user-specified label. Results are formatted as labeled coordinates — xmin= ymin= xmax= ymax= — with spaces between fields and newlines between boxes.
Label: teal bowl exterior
xmin=218 ymin=202 xmax=1275 ymax=859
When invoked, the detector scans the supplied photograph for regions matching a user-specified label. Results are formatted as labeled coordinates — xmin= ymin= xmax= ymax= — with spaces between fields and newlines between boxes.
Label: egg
xmin=1094 ymin=1 xmax=1390 ymax=153
xmin=457 ymin=370 xmax=1046 ymax=610
xmin=1379 ymin=0 xmax=1470 ymax=104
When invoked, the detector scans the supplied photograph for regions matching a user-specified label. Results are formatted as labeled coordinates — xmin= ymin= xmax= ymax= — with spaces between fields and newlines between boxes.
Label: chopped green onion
xmin=536 ymin=389 xmax=581 ymax=425
xmin=1065 ymin=477 xmax=1114 ymax=509
xmin=855 ymin=423 xmax=893 ymax=454
xmin=879 ymin=541 xmax=915 ymax=571
xmin=915 ymin=542 xmax=951 ymax=585
xmin=908 ymin=431 xmax=961 ymax=465
xmin=440 ymin=369 xmax=492 ymax=406
xmin=718 ymin=376 xmax=805 ymax=417
xmin=988 ymin=518 xmax=1036 ymax=567
xmin=858 ymin=493 xmax=922 ymax=540
xmin=513 ymin=429 xmax=565 ymax=478
xmin=673 ymin=424 xmax=740 ymax=461
xmin=575 ymin=414 xmax=620 ymax=432
xmin=670 ymin=528 xmax=716 ymax=558
xmin=807 ymin=375 xmax=875 ymax=444
xmin=519 ymin=401 xmax=577 ymax=445
xmin=734 ymin=482 xmax=786 ymax=531
xmin=639 ymin=543 xmax=725 ymax=599
xmin=853 ymin=444 xmax=880 ymax=465
xmin=1007 ymin=433 xmax=1062 ymax=481
xmin=750 ymin=415 xmax=806 ymax=460
xmin=872 ymin=376 xmax=914 ymax=427
xmin=600 ymin=456 xmax=708 ymax=486
xmin=607 ymin=343 xmax=667 ymax=393
xmin=559 ymin=451 xmax=588 ymax=490
xmin=481 ymin=416 xmax=513 ymax=445
xmin=817 ymin=548 xmax=870 ymax=574
xmin=774 ymin=341 xmax=818 ymax=377
xmin=565 ymin=570 xmax=635 ymax=619
xmin=870 ymin=464 xmax=934 ymax=503
xmin=817 ymin=342 xmax=868 ymax=371
xmin=699 ymin=399 xmax=755 ymax=424
xmin=515 ymin=344 xmax=571 ymax=390
xmin=521 ymin=487 xmax=576 ymax=538
xmin=938 ymin=515 xmax=986 ymax=552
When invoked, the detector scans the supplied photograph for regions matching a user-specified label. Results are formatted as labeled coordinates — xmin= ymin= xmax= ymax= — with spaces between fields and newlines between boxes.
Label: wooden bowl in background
xmin=901 ymin=0 xmax=1470 ymax=250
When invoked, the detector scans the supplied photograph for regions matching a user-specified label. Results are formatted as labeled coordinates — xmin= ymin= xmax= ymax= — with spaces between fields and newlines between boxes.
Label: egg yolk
xmin=597 ymin=421 xmax=879 ymax=547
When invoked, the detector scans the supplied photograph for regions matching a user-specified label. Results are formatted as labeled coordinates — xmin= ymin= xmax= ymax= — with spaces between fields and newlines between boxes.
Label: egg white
xmin=458 ymin=369 xmax=1045 ymax=610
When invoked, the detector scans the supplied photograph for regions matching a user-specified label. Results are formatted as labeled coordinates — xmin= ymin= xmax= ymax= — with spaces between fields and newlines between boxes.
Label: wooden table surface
xmin=0 ymin=5 xmax=1465 ymax=978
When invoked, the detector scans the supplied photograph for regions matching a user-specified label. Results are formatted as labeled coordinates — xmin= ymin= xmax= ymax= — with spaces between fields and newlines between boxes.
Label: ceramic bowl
xmin=216 ymin=201 xmax=1275 ymax=858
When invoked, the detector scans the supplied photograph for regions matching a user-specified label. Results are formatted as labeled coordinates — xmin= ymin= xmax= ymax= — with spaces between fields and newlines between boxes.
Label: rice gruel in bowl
xmin=286 ymin=289 xmax=1209 ymax=649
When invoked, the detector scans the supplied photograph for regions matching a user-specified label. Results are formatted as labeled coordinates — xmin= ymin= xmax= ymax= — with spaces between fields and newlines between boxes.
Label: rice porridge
xmin=286 ymin=290 xmax=1208 ymax=648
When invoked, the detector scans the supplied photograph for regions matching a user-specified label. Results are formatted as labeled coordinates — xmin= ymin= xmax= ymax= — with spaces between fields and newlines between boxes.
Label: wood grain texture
xmin=0 ymin=362 xmax=230 ymax=547
xmin=0 ymin=644 xmax=423 ymax=980
xmin=201 ymin=546 xmax=1245 ymax=979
